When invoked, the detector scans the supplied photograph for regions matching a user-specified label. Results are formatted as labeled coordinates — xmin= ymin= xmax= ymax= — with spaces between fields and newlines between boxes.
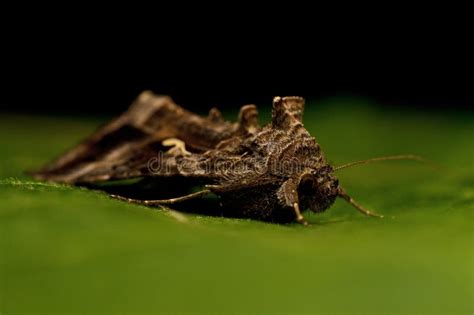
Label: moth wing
xmin=35 ymin=138 xmax=176 ymax=183
xmin=32 ymin=91 xmax=237 ymax=183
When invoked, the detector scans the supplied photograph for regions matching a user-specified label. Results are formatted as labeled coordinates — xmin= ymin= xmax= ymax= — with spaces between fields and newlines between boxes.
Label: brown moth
xmin=32 ymin=91 xmax=424 ymax=225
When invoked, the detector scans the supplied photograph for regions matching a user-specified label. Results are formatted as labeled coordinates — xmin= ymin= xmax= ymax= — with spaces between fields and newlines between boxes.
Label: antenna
xmin=334 ymin=154 xmax=430 ymax=171
xmin=338 ymin=188 xmax=384 ymax=218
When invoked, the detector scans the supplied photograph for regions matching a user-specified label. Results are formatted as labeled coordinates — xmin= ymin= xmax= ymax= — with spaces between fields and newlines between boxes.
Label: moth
xmin=33 ymin=91 xmax=423 ymax=225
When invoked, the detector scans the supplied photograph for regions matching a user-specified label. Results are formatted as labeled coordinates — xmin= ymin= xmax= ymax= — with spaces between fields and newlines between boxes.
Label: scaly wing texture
xmin=32 ymin=91 xmax=258 ymax=183
xmin=248 ymin=96 xmax=324 ymax=177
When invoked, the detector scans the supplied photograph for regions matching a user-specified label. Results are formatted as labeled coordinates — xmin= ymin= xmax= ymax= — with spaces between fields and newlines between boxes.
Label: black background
xmin=1 ymin=15 xmax=472 ymax=115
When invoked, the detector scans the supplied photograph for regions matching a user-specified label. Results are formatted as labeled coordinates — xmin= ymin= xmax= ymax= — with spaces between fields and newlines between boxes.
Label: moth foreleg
xmin=110 ymin=189 xmax=211 ymax=206
xmin=293 ymin=202 xmax=309 ymax=226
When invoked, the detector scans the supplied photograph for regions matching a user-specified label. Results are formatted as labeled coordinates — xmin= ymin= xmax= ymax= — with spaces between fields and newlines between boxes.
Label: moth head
xmin=297 ymin=166 xmax=339 ymax=213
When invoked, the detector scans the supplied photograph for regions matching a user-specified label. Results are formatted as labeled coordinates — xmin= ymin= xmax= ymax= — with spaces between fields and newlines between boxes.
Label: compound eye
xmin=298 ymin=174 xmax=316 ymax=195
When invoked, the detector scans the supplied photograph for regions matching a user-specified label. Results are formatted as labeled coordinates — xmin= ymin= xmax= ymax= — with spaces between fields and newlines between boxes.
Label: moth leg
xmin=293 ymin=203 xmax=309 ymax=226
xmin=110 ymin=189 xmax=211 ymax=206
xmin=162 ymin=138 xmax=192 ymax=156
xmin=274 ymin=178 xmax=309 ymax=225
